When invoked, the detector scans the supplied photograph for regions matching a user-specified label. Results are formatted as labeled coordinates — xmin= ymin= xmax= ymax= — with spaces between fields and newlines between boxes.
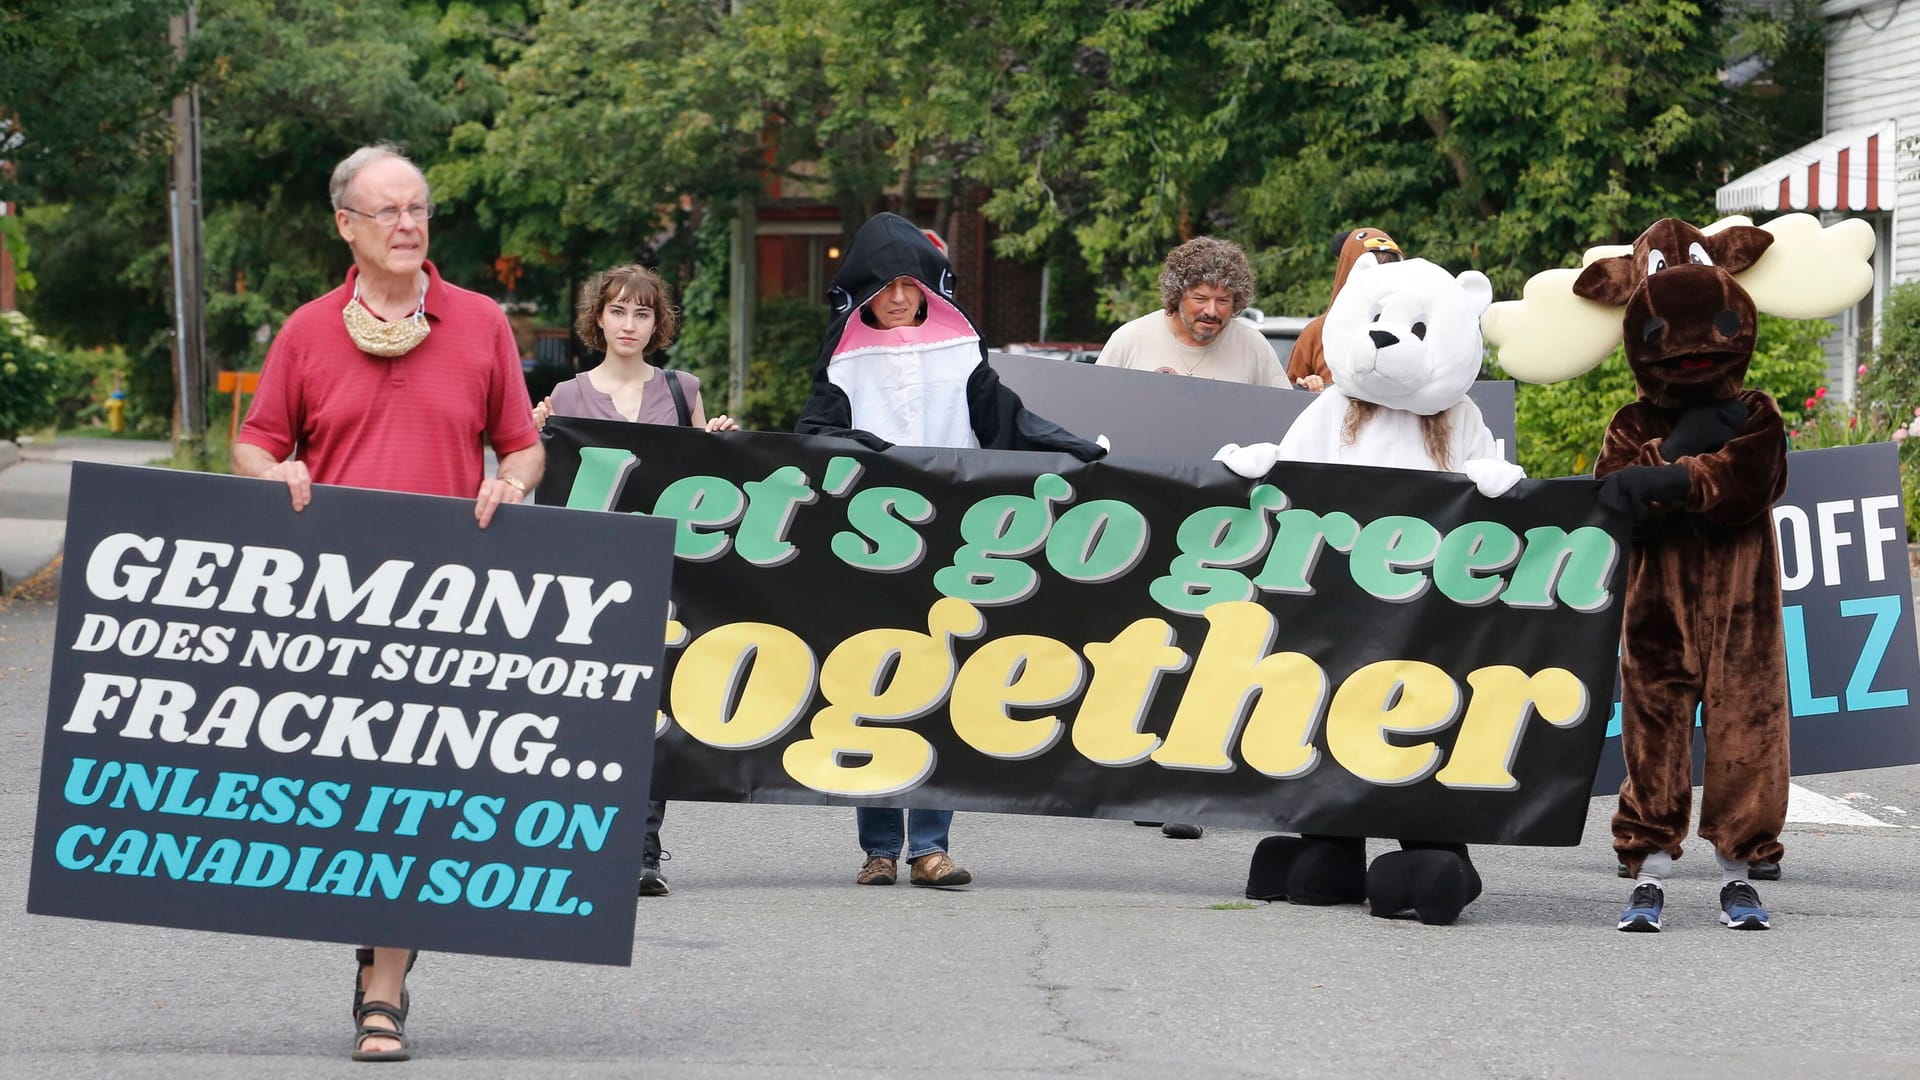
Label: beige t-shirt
xmin=1095 ymin=311 xmax=1283 ymax=386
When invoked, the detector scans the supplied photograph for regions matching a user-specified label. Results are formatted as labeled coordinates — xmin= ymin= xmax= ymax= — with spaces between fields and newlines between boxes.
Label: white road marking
xmin=1787 ymin=784 xmax=1898 ymax=827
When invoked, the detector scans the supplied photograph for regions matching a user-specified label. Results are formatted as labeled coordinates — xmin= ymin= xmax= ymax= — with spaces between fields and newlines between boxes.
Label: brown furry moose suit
xmin=1576 ymin=218 xmax=1790 ymax=876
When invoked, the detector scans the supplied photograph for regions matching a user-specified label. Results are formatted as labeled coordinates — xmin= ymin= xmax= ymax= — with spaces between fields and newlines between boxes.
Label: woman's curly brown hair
xmin=576 ymin=265 xmax=681 ymax=354
xmin=1157 ymin=237 xmax=1256 ymax=315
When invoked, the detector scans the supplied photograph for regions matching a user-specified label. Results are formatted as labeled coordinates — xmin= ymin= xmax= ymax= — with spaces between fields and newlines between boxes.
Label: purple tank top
xmin=548 ymin=368 xmax=699 ymax=426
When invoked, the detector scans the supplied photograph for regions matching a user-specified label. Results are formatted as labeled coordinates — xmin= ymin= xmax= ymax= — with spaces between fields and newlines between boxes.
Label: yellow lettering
xmin=1325 ymin=660 xmax=1458 ymax=785
xmin=1071 ymin=619 xmax=1186 ymax=765
xmin=1153 ymin=602 xmax=1323 ymax=773
xmin=782 ymin=598 xmax=982 ymax=795
xmin=1435 ymin=666 xmax=1588 ymax=789
xmin=672 ymin=622 xmax=817 ymax=749
xmin=952 ymin=635 xmax=1083 ymax=759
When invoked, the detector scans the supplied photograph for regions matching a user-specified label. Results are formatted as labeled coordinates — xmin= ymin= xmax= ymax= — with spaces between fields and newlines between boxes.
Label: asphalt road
xmin=3 ymin=587 xmax=1918 ymax=1078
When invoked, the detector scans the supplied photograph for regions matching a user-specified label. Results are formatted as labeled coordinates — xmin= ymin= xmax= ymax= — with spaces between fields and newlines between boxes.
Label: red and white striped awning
xmin=1716 ymin=121 xmax=1898 ymax=215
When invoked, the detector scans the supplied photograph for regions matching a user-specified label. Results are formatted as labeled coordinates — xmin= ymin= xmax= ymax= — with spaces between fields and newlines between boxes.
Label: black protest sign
xmin=541 ymin=420 xmax=1629 ymax=846
xmin=1591 ymin=441 xmax=1920 ymax=793
xmin=28 ymin=464 xmax=673 ymax=966
xmin=986 ymin=351 xmax=1519 ymax=464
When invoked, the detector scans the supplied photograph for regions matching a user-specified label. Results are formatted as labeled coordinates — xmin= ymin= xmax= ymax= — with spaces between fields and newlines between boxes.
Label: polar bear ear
xmin=1455 ymin=270 xmax=1493 ymax=317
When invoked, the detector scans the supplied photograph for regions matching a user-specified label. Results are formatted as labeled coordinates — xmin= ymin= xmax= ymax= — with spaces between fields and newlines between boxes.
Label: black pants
xmin=643 ymin=800 xmax=666 ymax=863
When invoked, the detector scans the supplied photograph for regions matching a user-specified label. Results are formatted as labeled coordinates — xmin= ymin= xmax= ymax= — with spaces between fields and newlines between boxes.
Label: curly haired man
xmin=1098 ymin=237 xmax=1281 ymax=842
xmin=1095 ymin=236 xmax=1282 ymax=386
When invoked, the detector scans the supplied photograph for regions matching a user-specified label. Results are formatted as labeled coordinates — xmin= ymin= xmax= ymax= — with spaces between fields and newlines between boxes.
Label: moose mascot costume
xmin=1485 ymin=212 xmax=1875 ymax=932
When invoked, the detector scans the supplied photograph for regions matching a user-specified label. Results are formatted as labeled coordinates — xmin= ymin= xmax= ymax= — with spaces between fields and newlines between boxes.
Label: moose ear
xmin=1573 ymin=255 xmax=1637 ymax=306
xmin=1330 ymin=230 xmax=1354 ymax=258
xmin=1705 ymin=225 xmax=1775 ymax=274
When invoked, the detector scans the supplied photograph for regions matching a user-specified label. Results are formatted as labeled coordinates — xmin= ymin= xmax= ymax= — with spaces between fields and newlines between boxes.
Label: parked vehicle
xmin=1003 ymin=311 xmax=1309 ymax=369
xmin=1000 ymin=341 xmax=1105 ymax=364
xmin=1237 ymin=308 xmax=1312 ymax=369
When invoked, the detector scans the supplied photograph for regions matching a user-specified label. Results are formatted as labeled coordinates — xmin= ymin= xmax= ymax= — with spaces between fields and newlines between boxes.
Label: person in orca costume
xmin=797 ymin=212 xmax=1108 ymax=459
xmin=798 ymin=212 xmax=1105 ymax=887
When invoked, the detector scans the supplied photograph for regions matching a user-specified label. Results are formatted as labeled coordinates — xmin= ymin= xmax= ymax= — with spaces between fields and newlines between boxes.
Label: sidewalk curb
xmin=0 ymin=439 xmax=19 ymax=473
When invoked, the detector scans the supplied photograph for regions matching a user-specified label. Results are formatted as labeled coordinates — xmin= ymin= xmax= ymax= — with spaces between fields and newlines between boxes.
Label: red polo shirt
xmin=238 ymin=262 xmax=538 ymax=499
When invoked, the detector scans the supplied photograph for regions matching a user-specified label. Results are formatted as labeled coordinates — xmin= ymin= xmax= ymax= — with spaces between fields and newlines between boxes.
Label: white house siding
xmin=1824 ymin=0 xmax=1919 ymax=393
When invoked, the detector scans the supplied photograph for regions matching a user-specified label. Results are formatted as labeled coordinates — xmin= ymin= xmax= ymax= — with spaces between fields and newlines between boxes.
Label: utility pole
xmin=168 ymin=6 xmax=209 ymax=467
xmin=728 ymin=194 xmax=755 ymax=417
xmin=726 ymin=0 xmax=755 ymax=417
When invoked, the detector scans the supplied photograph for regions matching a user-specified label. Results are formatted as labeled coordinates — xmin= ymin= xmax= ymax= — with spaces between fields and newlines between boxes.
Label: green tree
xmin=970 ymin=1 xmax=1810 ymax=320
xmin=12 ymin=1 xmax=529 ymax=428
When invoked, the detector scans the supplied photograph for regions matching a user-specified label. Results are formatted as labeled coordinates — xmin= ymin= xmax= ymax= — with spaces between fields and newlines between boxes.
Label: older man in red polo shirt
xmin=233 ymin=143 xmax=542 ymax=1062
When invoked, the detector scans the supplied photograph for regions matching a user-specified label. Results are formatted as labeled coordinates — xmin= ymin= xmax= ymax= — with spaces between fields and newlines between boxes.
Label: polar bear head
xmin=1322 ymin=257 xmax=1493 ymax=417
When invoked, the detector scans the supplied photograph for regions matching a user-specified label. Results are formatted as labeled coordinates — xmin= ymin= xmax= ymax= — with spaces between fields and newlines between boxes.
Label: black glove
xmin=1660 ymin=398 xmax=1748 ymax=461
xmin=1599 ymin=463 xmax=1690 ymax=516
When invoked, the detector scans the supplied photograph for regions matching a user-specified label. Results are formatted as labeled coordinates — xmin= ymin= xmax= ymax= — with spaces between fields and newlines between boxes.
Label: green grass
xmin=1207 ymin=900 xmax=1259 ymax=911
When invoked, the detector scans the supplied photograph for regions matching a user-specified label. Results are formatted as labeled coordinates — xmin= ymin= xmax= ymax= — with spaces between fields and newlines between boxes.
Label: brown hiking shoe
xmin=856 ymin=855 xmax=898 ymax=886
xmin=909 ymin=851 xmax=973 ymax=887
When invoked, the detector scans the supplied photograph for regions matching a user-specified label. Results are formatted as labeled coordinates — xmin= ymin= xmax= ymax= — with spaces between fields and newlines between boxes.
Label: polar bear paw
xmin=1214 ymin=442 xmax=1282 ymax=480
xmin=1460 ymin=458 xmax=1526 ymax=498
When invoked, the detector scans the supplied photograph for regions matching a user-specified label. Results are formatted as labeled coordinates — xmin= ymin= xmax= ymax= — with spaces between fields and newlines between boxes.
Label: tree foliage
xmin=1 ymin=0 xmax=1837 ymax=439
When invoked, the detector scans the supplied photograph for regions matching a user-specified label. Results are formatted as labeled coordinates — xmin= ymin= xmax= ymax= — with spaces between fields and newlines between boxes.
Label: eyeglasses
xmin=341 ymin=202 xmax=436 ymax=226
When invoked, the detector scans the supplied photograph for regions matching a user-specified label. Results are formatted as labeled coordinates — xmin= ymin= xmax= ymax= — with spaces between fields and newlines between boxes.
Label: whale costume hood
xmin=795 ymin=212 xmax=1104 ymax=460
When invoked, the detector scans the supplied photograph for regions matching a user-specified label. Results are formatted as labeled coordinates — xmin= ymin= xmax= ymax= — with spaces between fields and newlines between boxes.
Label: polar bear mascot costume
xmin=1214 ymin=256 xmax=1523 ymax=925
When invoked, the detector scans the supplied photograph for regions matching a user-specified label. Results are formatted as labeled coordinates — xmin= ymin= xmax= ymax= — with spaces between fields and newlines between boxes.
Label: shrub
xmin=741 ymin=297 xmax=828 ymax=432
xmin=1829 ymin=285 xmax=1920 ymax=539
xmin=50 ymin=346 xmax=133 ymax=430
xmin=1856 ymin=281 xmax=1920 ymax=424
xmin=0 ymin=310 xmax=63 ymax=440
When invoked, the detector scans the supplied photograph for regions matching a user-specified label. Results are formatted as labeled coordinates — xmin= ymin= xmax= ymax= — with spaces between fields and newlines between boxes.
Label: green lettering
xmin=1045 ymin=499 xmax=1149 ymax=583
xmin=737 ymin=466 xmax=817 ymax=567
xmin=563 ymin=447 xmax=637 ymax=510
xmin=1149 ymin=485 xmax=1286 ymax=617
xmin=651 ymin=476 xmax=746 ymax=562
xmin=1501 ymin=526 xmax=1617 ymax=612
xmin=1253 ymin=507 xmax=1360 ymax=594
xmin=1348 ymin=515 xmax=1441 ymax=602
xmin=833 ymin=487 xmax=933 ymax=571
xmin=1433 ymin=522 xmax=1522 ymax=606
xmin=933 ymin=474 xmax=1073 ymax=606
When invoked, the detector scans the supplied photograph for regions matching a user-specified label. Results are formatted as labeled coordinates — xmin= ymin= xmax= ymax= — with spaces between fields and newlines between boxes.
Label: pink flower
xmin=1897 ymin=429 xmax=1910 ymax=443
xmin=1816 ymin=387 xmax=1828 ymax=399
xmin=1850 ymin=415 xmax=1859 ymax=429
xmin=1908 ymin=418 xmax=1920 ymax=438
xmin=1805 ymin=397 xmax=1818 ymax=410
xmin=1790 ymin=429 xmax=1801 ymax=438
xmin=1860 ymin=364 xmax=1870 ymax=376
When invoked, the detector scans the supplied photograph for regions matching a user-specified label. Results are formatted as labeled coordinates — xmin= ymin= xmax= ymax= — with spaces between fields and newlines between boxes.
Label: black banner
xmin=28 ymin=464 xmax=674 ymax=965
xmin=541 ymin=420 xmax=1630 ymax=846
xmin=984 ymin=356 xmax=1920 ymax=786
xmin=986 ymin=351 xmax=1519 ymax=464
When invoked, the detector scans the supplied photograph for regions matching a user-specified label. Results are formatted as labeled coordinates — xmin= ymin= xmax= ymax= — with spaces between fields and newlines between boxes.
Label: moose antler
xmin=1483 ymin=213 xmax=1875 ymax=384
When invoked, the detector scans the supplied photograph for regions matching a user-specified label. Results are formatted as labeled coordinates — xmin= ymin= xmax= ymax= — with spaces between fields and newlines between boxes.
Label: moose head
xmin=1571 ymin=219 xmax=1773 ymax=405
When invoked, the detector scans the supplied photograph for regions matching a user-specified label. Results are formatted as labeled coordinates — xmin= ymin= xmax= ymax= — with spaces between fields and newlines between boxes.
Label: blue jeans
xmin=857 ymin=808 xmax=953 ymax=860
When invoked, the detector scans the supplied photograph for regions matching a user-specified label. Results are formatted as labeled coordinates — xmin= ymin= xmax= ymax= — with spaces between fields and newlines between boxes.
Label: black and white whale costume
xmin=796 ymin=212 xmax=1106 ymax=461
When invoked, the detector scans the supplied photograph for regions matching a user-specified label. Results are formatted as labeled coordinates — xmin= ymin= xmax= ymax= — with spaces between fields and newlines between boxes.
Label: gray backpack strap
xmin=661 ymin=368 xmax=693 ymax=427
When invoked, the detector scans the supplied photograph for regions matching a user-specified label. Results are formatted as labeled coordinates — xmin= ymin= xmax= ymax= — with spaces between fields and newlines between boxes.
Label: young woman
xmin=535 ymin=264 xmax=736 ymax=434
xmin=534 ymin=263 xmax=737 ymax=896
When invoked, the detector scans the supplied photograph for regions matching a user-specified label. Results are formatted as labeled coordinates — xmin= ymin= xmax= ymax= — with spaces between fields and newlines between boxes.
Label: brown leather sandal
xmin=350 ymin=1000 xmax=411 ymax=1062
